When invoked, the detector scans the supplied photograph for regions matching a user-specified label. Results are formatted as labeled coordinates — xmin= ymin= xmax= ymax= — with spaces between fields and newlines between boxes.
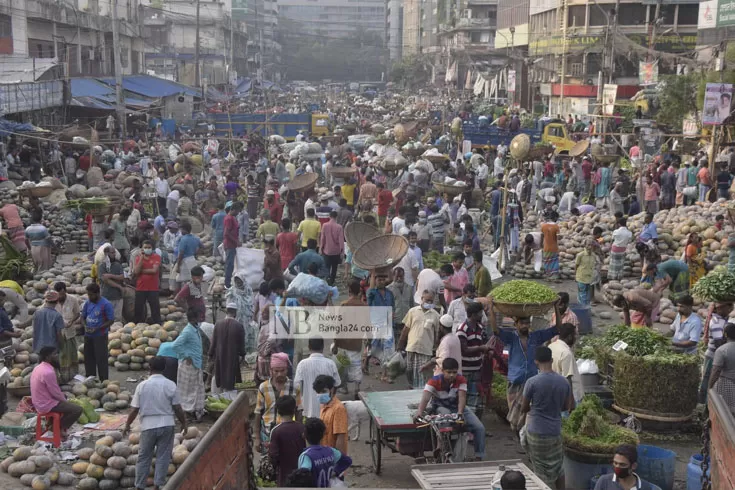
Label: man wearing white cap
xmin=394 ymin=227 xmax=419 ymax=288
xmin=422 ymin=313 xmax=462 ymax=377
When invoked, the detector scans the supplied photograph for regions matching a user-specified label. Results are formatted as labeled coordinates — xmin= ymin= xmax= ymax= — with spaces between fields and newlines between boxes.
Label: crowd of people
xmin=1 ymin=93 xmax=735 ymax=489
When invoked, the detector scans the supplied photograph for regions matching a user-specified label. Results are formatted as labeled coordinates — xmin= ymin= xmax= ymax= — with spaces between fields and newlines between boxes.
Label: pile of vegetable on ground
xmin=562 ymin=395 xmax=639 ymax=455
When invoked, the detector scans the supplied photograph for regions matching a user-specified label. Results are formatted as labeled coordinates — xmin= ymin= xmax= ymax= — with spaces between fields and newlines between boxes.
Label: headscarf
xmin=225 ymin=270 xmax=256 ymax=351
xmin=270 ymin=352 xmax=289 ymax=369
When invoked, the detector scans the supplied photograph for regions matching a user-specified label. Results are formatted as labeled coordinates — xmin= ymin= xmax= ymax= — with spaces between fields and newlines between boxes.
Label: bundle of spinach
xmin=0 ymin=236 xmax=31 ymax=281
xmin=691 ymin=266 xmax=735 ymax=302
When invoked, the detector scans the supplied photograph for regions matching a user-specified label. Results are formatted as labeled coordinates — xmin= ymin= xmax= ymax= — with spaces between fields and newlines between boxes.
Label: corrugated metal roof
xmin=97 ymin=75 xmax=200 ymax=98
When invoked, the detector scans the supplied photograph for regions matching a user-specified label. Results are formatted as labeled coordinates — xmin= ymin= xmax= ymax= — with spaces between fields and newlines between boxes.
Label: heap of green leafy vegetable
xmin=423 ymin=251 xmax=453 ymax=270
xmin=562 ymin=395 xmax=639 ymax=454
xmin=490 ymin=280 xmax=557 ymax=304
xmin=0 ymin=236 xmax=31 ymax=281
xmin=591 ymin=324 xmax=670 ymax=357
xmin=691 ymin=266 xmax=735 ymax=302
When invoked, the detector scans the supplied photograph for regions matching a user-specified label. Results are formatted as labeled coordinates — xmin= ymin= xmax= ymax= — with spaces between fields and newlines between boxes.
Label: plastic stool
xmin=35 ymin=412 xmax=62 ymax=448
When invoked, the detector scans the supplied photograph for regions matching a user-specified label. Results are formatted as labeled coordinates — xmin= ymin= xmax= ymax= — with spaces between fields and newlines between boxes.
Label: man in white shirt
xmin=414 ymin=268 xmax=445 ymax=306
xmin=166 ymin=188 xmax=179 ymax=218
xmin=446 ymin=284 xmax=487 ymax=333
xmin=392 ymin=208 xmax=407 ymax=235
xmin=493 ymin=151 xmax=505 ymax=178
xmin=549 ymin=323 xmax=584 ymax=406
xmin=609 ymin=217 xmax=633 ymax=281
xmin=394 ymin=228 xmax=419 ymax=287
xmin=476 ymin=158 xmax=489 ymax=189
xmin=293 ymin=337 xmax=341 ymax=418
xmin=295 ymin=131 xmax=305 ymax=142
xmin=123 ymin=357 xmax=187 ymax=490
xmin=558 ymin=190 xmax=577 ymax=214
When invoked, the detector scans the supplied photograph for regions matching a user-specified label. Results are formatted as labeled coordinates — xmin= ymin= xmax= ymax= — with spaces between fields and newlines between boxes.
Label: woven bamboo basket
xmin=594 ymin=154 xmax=619 ymax=164
xmin=425 ymin=154 xmax=450 ymax=164
xmin=380 ymin=158 xmax=409 ymax=171
xmin=509 ymin=133 xmax=531 ymax=160
xmin=569 ymin=140 xmax=590 ymax=158
xmin=330 ymin=166 xmax=357 ymax=179
xmin=402 ymin=148 xmax=424 ymax=157
xmin=352 ymin=234 xmax=409 ymax=270
xmin=491 ymin=300 xmax=557 ymax=319
xmin=528 ymin=145 xmax=554 ymax=160
xmin=433 ymin=182 xmax=467 ymax=196
xmin=345 ymin=221 xmax=382 ymax=251
xmin=19 ymin=186 xmax=55 ymax=198
xmin=287 ymin=173 xmax=318 ymax=192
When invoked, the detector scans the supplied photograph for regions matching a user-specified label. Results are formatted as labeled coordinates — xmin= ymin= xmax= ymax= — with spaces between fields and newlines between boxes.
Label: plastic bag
xmin=287 ymin=273 xmax=332 ymax=304
xmin=534 ymin=249 xmax=543 ymax=272
xmin=577 ymin=358 xmax=599 ymax=374
xmin=201 ymin=265 xmax=216 ymax=282
xmin=485 ymin=249 xmax=503 ymax=281
xmin=385 ymin=351 xmax=406 ymax=378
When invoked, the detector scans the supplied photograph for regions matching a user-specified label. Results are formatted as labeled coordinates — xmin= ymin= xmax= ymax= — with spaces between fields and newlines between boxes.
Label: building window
xmin=567 ymin=6 xmax=585 ymax=28
xmin=588 ymin=6 xmax=608 ymax=26
xmin=618 ymin=4 xmax=648 ymax=26
xmin=677 ymin=4 xmax=698 ymax=26
xmin=0 ymin=14 xmax=12 ymax=55
xmin=659 ymin=5 xmax=676 ymax=25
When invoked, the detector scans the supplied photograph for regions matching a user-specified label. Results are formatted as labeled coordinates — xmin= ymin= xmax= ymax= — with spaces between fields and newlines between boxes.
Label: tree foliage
xmin=390 ymin=56 xmax=431 ymax=90
xmin=656 ymin=74 xmax=701 ymax=132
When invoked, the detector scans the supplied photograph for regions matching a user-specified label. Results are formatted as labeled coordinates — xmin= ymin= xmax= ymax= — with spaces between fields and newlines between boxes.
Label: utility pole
xmin=559 ymin=0 xmax=567 ymax=117
xmin=195 ymin=0 xmax=201 ymax=88
xmin=111 ymin=0 xmax=126 ymax=140
xmin=608 ymin=0 xmax=620 ymax=83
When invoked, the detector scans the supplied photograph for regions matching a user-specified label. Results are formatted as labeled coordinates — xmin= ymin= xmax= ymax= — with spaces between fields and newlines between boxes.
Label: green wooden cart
xmin=359 ymin=389 xmax=427 ymax=475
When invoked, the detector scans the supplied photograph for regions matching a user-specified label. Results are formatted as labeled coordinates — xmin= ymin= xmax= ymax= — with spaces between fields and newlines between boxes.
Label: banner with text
xmin=703 ymin=83 xmax=733 ymax=125
xmin=602 ymin=84 xmax=618 ymax=116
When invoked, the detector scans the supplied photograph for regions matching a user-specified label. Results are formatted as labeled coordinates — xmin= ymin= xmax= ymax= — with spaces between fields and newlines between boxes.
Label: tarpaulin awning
xmin=0 ymin=118 xmax=48 ymax=137
xmin=96 ymin=75 xmax=200 ymax=98
xmin=70 ymin=78 xmax=157 ymax=110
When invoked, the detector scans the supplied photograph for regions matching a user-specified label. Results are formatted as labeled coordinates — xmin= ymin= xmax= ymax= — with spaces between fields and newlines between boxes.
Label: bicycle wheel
xmin=369 ymin=418 xmax=382 ymax=474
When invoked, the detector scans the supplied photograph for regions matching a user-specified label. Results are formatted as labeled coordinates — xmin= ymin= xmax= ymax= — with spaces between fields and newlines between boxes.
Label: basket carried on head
xmin=569 ymin=140 xmax=590 ymax=158
xmin=345 ymin=221 xmax=382 ymax=251
xmin=425 ymin=154 xmax=450 ymax=164
xmin=402 ymin=148 xmax=424 ymax=157
xmin=288 ymin=173 xmax=318 ymax=192
xmin=330 ymin=166 xmax=357 ymax=179
xmin=509 ymin=133 xmax=531 ymax=160
xmin=594 ymin=154 xmax=619 ymax=164
xmin=527 ymin=145 xmax=554 ymax=160
xmin=380 ymin=158 xmax=409 ymax=172
xmin=352 ymin=234 xmax=409 ymax=270
xmin=433 ymin=181 xmax=467 ymax=196
xmin=492 ymin=299 xmax=557 ymax=319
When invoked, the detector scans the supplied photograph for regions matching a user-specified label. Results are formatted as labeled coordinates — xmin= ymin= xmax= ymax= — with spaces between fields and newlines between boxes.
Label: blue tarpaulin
xmin=97 ymin=75 xmax=201 ymax=98
xmin=233 ymin=77 xmax=281 ymax=95
xmin=0 ymin=118 xmax=45 ymax=137
xmin=70 ymin=78 xmax=156 ymax=110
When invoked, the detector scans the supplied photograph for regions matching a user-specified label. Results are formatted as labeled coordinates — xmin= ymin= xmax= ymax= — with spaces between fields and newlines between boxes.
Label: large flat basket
xmin=433 ymin=182 xmax=467 ymax=196
xmin=353 ymin=234 xmax=409 ymax=270
xmin=330 ymin=166 xmax=357 ymax=179
xmin=492 ymin=300 xmax=557 ymax=319
xmin=345 ymin=221 xmax=382 ymax=251
xmin=287 ymin=173 xmax=318 ymax=192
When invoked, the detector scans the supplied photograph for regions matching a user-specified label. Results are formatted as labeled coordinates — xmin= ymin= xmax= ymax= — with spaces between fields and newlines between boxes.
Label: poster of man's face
xmin=703 ymin=83 xmax=734 ymax=126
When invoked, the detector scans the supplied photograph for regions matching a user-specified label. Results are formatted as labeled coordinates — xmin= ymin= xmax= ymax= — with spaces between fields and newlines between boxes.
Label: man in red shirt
xmin=223 ymin=203 xmax=240 ymax=288
xmin=276 ymin=217 xmax=299 ymax=270
xmin=133 ymin=240 xmax=162 ymax=324
xmin=78 ymin=150 xmax=91 ymax=172
xmin=376 ymin=183 xmax=394 ymax=229
xmin=697 ymin=160 xmax=712 ymax=202
xmin=320 ymin=211 xmax=344 ymax=286
xmin=264 ymin=190 xmax=283 ymax=225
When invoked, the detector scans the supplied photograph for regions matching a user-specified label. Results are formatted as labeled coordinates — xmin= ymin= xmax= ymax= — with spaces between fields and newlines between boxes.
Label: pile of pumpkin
xmin=67 ymin=378 xmax=132 ymax=415
xmin=510 ymin=202 xmax=735 ymax=282
xmin=0 ymin=446 xmax=76 ymax=488
xmin=70 ymin=427 xmax=203 ymax=489
xmin=92 ymin=321 xmax=181 ymax=373
xmin=6 ymin=336 xmax=37 ymax=390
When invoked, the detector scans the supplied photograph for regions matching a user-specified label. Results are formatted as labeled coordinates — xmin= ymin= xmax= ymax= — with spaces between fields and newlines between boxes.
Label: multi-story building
xmin=1 ymin=0 xmax=144 ymax=80
xmin=528 ymin=0 xmax=699 ymax=116
xmin=232 ymin=0 xmax=281 ymax=82
xmin=496 ymin=0 xmax=530 ymax=105
xmin=385 ymin=0 xmax=403 ymax=62
xmin=141 ymin=1 xmax=249 ymax=86
xmin=279 ymin=0 xmax=385 ymax=39
xmin=402 ymin=0 xmax=421 ymax=56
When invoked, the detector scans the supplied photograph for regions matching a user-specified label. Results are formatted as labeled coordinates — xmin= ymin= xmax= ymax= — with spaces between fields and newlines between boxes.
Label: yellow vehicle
xmin=311 ymin=113 xmax=331 ymax=137
xmin=542 ymin=122 xmax=576 ymax=153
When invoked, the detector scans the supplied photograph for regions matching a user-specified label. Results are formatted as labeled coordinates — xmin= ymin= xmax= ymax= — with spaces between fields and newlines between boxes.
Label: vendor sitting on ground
xmin=30 ymin=347 xmax=83 ymax=437
xmin=414 ymin=357 xmax=486 ymax=461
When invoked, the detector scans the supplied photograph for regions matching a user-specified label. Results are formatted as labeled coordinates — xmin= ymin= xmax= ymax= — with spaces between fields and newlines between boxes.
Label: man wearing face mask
xmin=447 ymin=284 xmax=487 ymax=333
xmin=313 ymin=374 xmax=348 ymax=455
xmin=489 ymin=300 xmax=561 ymax=433
xmin=134 ymin=240 xmax=162 ymax=324
xmin=81 ymin=283 xmax=114 ymax=381
xmin=593 ymin=444 xmax=655 ymax=490
xmin=398 ymin=290 xmax=442 ymax=389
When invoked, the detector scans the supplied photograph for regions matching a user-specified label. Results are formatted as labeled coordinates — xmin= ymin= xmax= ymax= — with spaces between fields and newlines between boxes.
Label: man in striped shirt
xmin=294 ymin=337 xmax=342 ymax=418
xmin=456 ymin=302 xmax=491 ymax=418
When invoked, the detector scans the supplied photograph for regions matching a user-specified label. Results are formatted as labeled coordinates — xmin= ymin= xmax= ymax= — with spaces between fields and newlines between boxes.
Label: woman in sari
xmin=0 ymin=203 xmax=27 ymax=253
xmin=226 ymin=270 xmax=256 ymax=353
xmin=25 ymin=209 xmax=52 ymax=272
xmin=685 ymin=232 xmax=706 ymax=288
xmin=170 ymin=308 xmax=206 ymax=421
xmin=53 ymin=282 xmax=81 ymax=384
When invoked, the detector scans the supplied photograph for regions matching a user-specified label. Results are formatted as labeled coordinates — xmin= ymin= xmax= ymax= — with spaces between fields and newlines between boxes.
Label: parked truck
xmin=462 ymin=118 xmax=577 ymax=153
xmin=210 ymin=112 xmax=330 ymax=140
